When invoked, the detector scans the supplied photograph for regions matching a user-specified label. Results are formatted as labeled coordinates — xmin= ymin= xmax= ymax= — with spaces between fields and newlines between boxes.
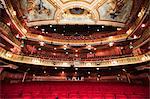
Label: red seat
xmin=104 ymin=94 xmax=115 ymax=99
xmin=116 ymin=95 xmax=127 ymax=99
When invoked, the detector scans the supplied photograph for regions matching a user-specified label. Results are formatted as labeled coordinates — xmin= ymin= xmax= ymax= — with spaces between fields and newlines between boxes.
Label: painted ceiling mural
xmin=20 ymin=0 xmax=133 ymax=25
xmin=98 ymin=0 xmax=133 ymax=22
xmin=21 ymin=0 xmax=56 ymax=22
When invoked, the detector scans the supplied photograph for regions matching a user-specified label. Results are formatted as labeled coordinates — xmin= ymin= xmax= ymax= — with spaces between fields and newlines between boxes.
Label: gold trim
xmin=27 ymin=33 xmax=127 ymax=45
xmin=60 ymin=0 xmax=94 ymax=4
xmin=0 ymin=47 xmax=149 ymax=67
xmin=0 ymin=22 xmax=21 ymax=49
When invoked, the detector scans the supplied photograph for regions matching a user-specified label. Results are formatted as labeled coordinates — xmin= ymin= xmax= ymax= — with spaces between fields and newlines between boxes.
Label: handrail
xmin=0 ymin=21 xmax=21 ymax=48
xmin=0 ymin=47 xmax=149 ymax=67
xmin=133 ymin=28 xmax=150 ymax=49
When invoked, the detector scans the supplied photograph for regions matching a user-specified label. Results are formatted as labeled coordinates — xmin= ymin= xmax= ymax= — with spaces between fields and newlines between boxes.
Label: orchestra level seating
xmin=1 ymin=81 xmax=149 ymax=99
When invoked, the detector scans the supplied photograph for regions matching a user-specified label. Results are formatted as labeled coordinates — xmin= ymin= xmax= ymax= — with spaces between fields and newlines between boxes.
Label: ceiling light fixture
xmin=50 ymin=25 xmax=52 ymax=27
xmin=141 ymin=24 xmax=146 ymax=28
xmin=75 ymin=68 xmax=78 ymax=70
xmin=34 ymin=26 xmax=38 ymax=29
xmin=94 ymin=48 xmax=97 ymax=50
xmin=64 ymin=45 xmax=67 ymax=48
xmin=75 ymin=50 xmax=78 ymax=52
xmin=133 ymin=35 xmax=138 ymax=39
xmin=38 ymin=48 xmax=41 ymax=50
xmin=75 ymin=54 xmax=78 ymax=57
xmin=39 ymin=41 xmax=45 ymax=46
xmin=41 ymin=29 xmax=45 ymax=31
xmin=16 ymin=34 xmax=20 ymax=38
xmin=66 ymin=52 xmax=68 ymax=54
xmin=54 ymin=28 xmax=56 ymax=31
xmin=54 ymin=47 xmax=57 ymax=50
xmin=53 ymin=53 xmax=56 ymax=55
xmin=96 ymin=68 xmax=99 ymax=70
xmin=62 ymin=71 xmax=65 ymax=74
xmin=7 ymin=22 xmax=11 ymax=26
xmin=109 ymin=36 xmax=113 ymax=39
xmin=109 ymin=42 xmax=114 ymax=47
xmin=64 ymin=48 xmax=67 ymax=50
xmin=117 ymin=28 xmax=122 ymax=31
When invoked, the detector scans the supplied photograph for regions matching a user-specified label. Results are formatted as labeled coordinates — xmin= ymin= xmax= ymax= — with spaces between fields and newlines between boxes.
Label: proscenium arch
xmin=54 ymin=1 xmax=100 ymax=22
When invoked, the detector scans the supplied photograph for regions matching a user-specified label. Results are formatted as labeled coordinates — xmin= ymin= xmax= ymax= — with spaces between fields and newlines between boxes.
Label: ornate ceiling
xmin=19 ymin=0 xmax=133 ymax=27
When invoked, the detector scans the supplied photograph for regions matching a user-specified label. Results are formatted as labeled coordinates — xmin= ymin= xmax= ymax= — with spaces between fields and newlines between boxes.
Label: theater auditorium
xmin=0 ymin=0 xmax=150 ymax=99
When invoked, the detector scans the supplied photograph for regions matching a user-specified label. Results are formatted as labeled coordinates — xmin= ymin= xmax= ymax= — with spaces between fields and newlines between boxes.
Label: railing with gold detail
xmin=0 ymin=47 xmax=149 ymax=67
xmin=133 ymin=28 xmax=150 ymax=49
xmin=0 ymin=21 xmax=21 ymax=48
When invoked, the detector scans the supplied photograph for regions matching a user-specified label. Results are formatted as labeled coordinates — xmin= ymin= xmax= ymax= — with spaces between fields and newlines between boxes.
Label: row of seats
xmin=1 ymin=82 xmax=149 ymax=99
xmin=1 ymin=93 xmax=148 ymax=99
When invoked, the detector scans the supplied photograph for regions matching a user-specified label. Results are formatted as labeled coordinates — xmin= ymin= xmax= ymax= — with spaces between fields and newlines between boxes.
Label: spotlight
xmin=66 ymin=52 xmax=68 ymax=54
xmin=96 ymin=68 xmax=99 ymax=70
xmin=97 ymin=75 xmax=100 ymax=77
xmin=109 ymin=42 xmax=114 ymax=47
xmin=75 ymin=68 xmax=78 ymax=70
xmin=41 ymin=29 xmax=45 ymax=31
xmin=75 ymin=54 xmax=78 ymax=57
xmin=53 ymin=53 xmax=56 ymax=55
xmin=64 ymin=47 xmax=67 ymax=50
xmin=94 ymin=48 xmax=97 ymax=50
xmin=54 ymin=47 xmax=57 ymax=50
xmin=141 ymin=24 xmax=146 ymax=28
xmin=89 ymin=52 xmax=92 ymax=54
xmin=54 ymin=28 xmax=56 ymax=31
xmin=50 ymin=24 xmax=52 ymax=27
xmin=62 ymin=71 xmax=64 ymax=74
xmin=75 ymin=50 xmax=78 ymax=52
xmin=38 ymin=48 xmax=41 ymax=50
xmin=34 ymin=26 xmax=38 ymax=29
xmin=39 ymin=41 xmax=45 ymax=46
xmin=133 ymin=35 xmax=138 ymax=39
xmin=7 ymin=22 xmax=11 ymax=26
